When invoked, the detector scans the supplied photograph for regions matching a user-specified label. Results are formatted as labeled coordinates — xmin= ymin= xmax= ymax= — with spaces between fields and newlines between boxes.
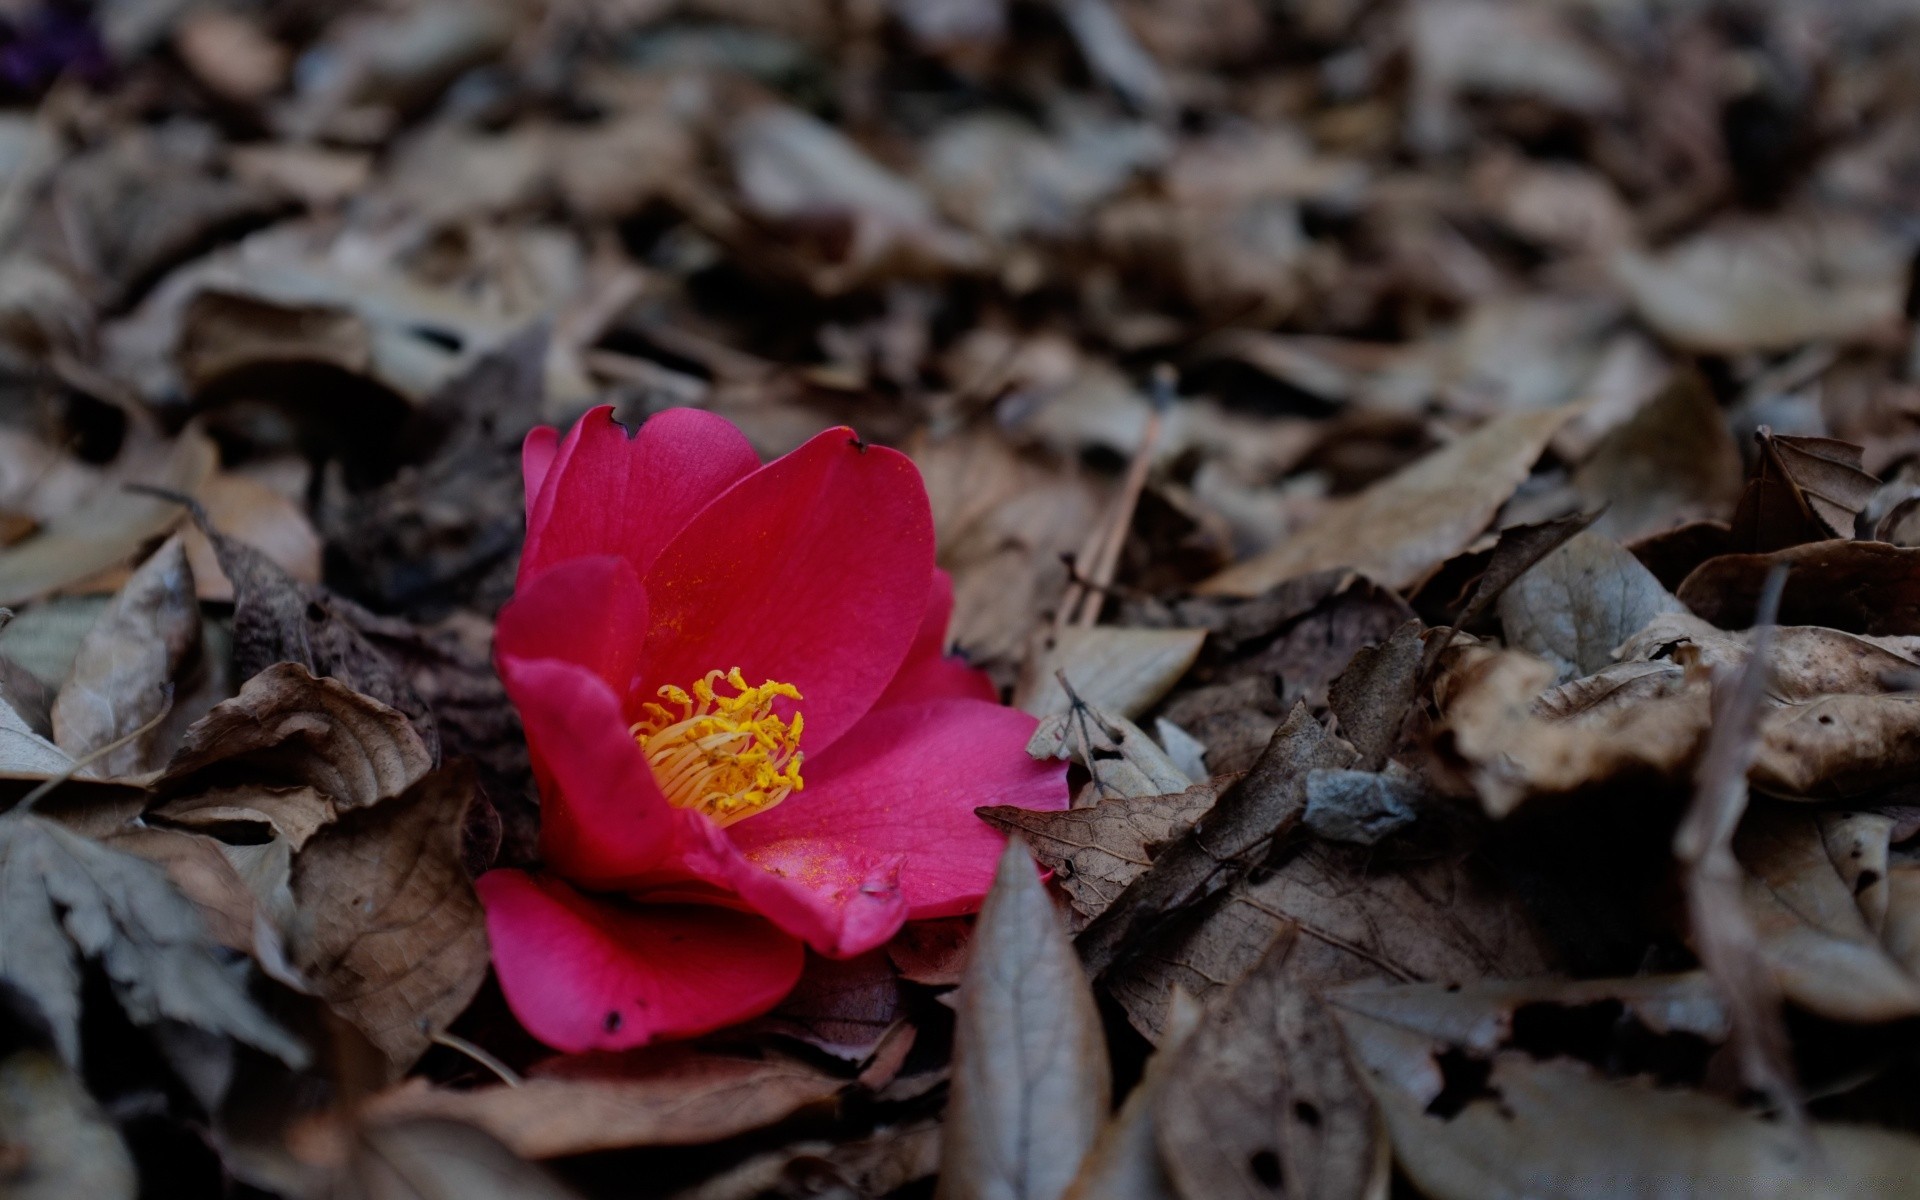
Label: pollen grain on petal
xmin=630 ymin=668 xmax=806 ymax=826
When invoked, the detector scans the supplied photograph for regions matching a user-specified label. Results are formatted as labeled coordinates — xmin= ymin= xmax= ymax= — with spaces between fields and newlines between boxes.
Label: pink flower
xmin=479 ymin=407 xmax=1068 ymax=1051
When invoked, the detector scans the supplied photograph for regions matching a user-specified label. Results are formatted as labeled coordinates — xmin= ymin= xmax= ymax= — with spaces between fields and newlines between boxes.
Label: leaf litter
xmin=6 ymin=0 xmax=1920 ymax=1194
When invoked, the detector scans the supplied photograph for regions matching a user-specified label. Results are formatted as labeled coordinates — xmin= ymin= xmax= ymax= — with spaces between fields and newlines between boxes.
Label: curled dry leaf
xmin=0 ymin=810 xmax=304 ymax=1069
xmin=1199 ymin=407 xmax=1575 ymax=596
xmin=1497 ymin=531 xmax=1685 ymax=681
xmin=1677 ymin=540 xmax=1920 ymax=636
xmin=1729 ymin=430 xmax=1878 ymax=554
xmin=979 ymin=779 xmax=1224 ymax=932
xmin=0 ymin=1049 xmax=138 ymax=1200
xmin=288 ymin=766 xmax=488 ymax=1073
xmin=158 ymin=662 xmax=433 ymax=812
xmin=367 ymin=1047 xmax=842 ymax=1160
xmin=1016 ymin=626 xmax=1206 ymax=721
xmin=939 ymin=840 xmax=1111 ymax=1200
xmin=1573 ymin=370 xmax=1744 ymax=543
xmin=50 ymin=535 xmax=200 ymax=778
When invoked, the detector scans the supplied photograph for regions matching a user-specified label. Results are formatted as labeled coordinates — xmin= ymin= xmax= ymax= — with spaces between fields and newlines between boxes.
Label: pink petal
xmin=498 ymin=656 xmax=690 ymax=888
xmin=876 ymin=569 xmax=997 ymax=707
xmin=477 ymin=871 xmax=804 ymax=1052
xmin=521 ymin=425 xmax=559 ymax=520
xmin=677 ymin=819 xmax=910 ymax=958
xmin=521 ymin=406 xmax=762 ymax=587
xmin=640 ymin=428 xmax=935 ymax=755
xmin=728 ymin=699 xmax=1067 ymax=920
xmin=495 ymin=555 xmax=648 ymax=694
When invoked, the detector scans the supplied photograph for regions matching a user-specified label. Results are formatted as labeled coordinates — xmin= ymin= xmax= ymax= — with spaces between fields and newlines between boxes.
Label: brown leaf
xmin=1573 ymin=370 xmax=1744 ymax=542
xmin=1677 ymin=539 xmax=1920 ymax=636
xmin=335 ymin=1118 xmax=580 ymax=1200
xmin=106 ymin=825 xmax=262 ymax=953
xmin=1061 ymin=992 xmax=1202 ymax=1200
xmin=158 ymin=662 xmax=433 ymax=812
xmin=751 ymin=950 xmax=903 ymax=1061
xmin=366 ymin=1048 xmax=842 ymax=1159
xmin=1107 ymin=836 xmax=1552 ymax=1040
xmin=181 ymin=473 xmax=324 ymax=603
xmin=1016 ymin=627 xmax=1206 ymax=721
xmin=50 ymin=535 xmax=200 ymax=778
xmin=173 ymin=497 xmax=438 ymax=751
xmin=979 ymin=780 xmax=1223 ymax=932
xmin=0 ymin=810 xmax=304 ymax=1069
xmin=1074 ymin=705 xmax=1353 ymax=979
xmin=288 ymin=766 xmax=487 ymax=1073
xmin=939 ymin=840 xmax=1110 ymax=1200
xmin=1729 ymin=430 xmax=1878 ymax=553
xmin=887 ymin=917 xmax=973 ymax=987
xmin=1154 ymin=935 xmax=1384 ymax=1200
xmin=0 ymin=426 xmax=217 ymax=608
xmin=1737 ymin=804 xmax=1920 ymax=1023
xmin=1328 ymin=620 xmax=1424 ymax=770
xmin=1199 ymin=407 xmax=1574 ymax=596
xmin=0 ymin=1049 xmax=138 ymax=1200
xmin=1334 ymin=977 xmax=1920 ymax=1200
xmin=1496 ymin=531 xmax=1685 ymax=681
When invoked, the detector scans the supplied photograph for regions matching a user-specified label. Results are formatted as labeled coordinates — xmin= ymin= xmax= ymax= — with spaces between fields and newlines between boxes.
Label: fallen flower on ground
xmin=479 ymin=406 xmax=1068 ymax=1051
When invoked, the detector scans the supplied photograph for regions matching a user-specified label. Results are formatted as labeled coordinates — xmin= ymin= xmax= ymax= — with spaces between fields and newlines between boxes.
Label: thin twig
xmin=1063 ymin=364 xmax=1175 ymax=629
xmin=430 ymin=1030 xmax=523 ymax=1087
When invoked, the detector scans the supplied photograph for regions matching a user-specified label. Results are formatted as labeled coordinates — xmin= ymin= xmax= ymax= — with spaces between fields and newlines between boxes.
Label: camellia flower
xmin=478 ymin=406 xmax=1069 ymax=1051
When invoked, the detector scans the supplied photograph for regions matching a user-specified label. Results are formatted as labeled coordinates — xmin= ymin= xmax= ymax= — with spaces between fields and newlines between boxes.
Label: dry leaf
xmin=939 ymin=840 xmax=1110 ymax=1200
xmin=980 ymin=780 xmax=1223 ymax=932
xmin=1061 ymin=992 xmax=1201 ymax=1200
xmin=1335 ymin=985 xmax=1920 ymax=1200
xmin=1026 ymin=700 xmax=1195 ymax=805
xmin=335 ymin=1118 xmax=580 ymax=1200
xmin=1327 ymin=619 xmax=1424 ymax=769
xmin=0 ymin=426 xmax=216 ymax=608
xmin=1612 ymin=216 xmax=1909 ymax=354
xmin=1729 ymin=430 xmax=1878 ymax=553
xmin=1016 ymin=626 xmax=1206 ymax=720
xmin=50 ymin=535 xmax=199 ymax=778
xmin=158 ymin=663 xmax=433 ymax=812
xmin=288 ymin=767 xmax=487 ymax=1073
xmin=0 ymin=809 xmax=304 ymax=1069
xmin=181 ymin=473 xmax=323 ymax=603
xmin=1199 ymin=407 xmax=1574 ymax=596
xmin=1677 ymin=540 xmax=1920 ymax=636
xmin=1075 ymin=705 xmax=1353 ymax=979
xmin=1573 ymin=370 xmax=1745 ymax=542
xmin=1497 ymin=531 xmax=1685 ymax=681
xmin=367 ymin=1048 xmax=842 ymax=1159
xmin=1154 ymin=935 xmax=1386 ymax=1200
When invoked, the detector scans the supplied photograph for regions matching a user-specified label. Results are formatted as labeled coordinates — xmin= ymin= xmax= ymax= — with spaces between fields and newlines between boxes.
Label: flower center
xmin=629 ymin=668 xmax=805 ymax=826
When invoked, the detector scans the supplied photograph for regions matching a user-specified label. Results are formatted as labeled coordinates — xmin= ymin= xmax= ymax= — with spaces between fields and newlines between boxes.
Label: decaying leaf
xmin=980 ymin=780 xmax=1223 ymax=931
xmin=1061 ymin=991 xmax=1201 ymax=1200
xmin=1075 ymin=704 xmax=1353 ymax=979
xmin=1573 ymin=370 xmax=1745 ymax=543
xmin=50 ymin=535 xmax=200 ymax=778
xmin=1199 ymin=407 xmax=1575 ymax=596
xmin=1729 ymin=430 xmax=1878 ymax=553
xmin=0 ymin=809 xmax=304 ymax=1069
xmin=1678 ymin=540 xmax=1920 ymax=636
xmin=1497 ymin=531 xmax=1685 ymax=681
xmin=0 ymin=427 xmax=217 ymax=608
xmin=940 ymin=840 xmax=1110 ymax=1200
xmin=1017 ymin=626 xmax=1206 ymax=720
xmin=158 ymin=662 xmax=433 ymax=811
xmin=1334 ymin=978 xmax=1920 ymax=1200
xmin=367 ymin=1048 xmax=843 ymax=1160
xmin=288 ymin=766 xmax=487 ymax=1073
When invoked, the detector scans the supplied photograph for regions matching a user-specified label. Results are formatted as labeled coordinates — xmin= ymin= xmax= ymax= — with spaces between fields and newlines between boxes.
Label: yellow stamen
xmin=630 ymin=668 xmax=805 ymax=826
